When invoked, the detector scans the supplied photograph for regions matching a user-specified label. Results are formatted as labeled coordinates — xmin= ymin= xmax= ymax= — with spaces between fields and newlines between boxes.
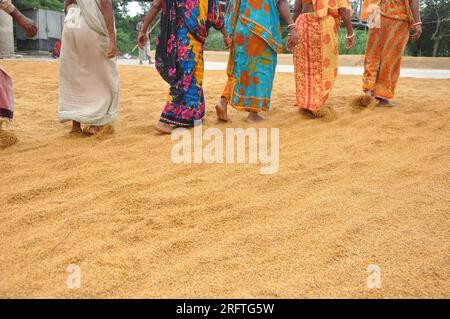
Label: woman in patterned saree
xmin=292 ymin=0 xmax=354 ymax=118
xmin=215 ymin=0 xmax=299 ymax=123
xmin=138 ymin=0 xmax=231 ymax=134
xmin=359 ymin=0 xmax=422 ymax=107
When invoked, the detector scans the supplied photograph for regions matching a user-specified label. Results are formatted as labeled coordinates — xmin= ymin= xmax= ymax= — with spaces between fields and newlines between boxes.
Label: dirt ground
xmin=0 ymin=60 xmax=449 ymax=298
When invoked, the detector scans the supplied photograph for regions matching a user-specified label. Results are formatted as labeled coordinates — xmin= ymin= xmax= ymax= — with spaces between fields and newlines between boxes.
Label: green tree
xmin=408 ymin=0 xmax=450 ymax=57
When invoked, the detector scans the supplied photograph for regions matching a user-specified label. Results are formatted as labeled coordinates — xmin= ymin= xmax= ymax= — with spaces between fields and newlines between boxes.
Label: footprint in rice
xmin=350 ymin=95 xmax=377 ymax=113
xmin=0 ymin=129 xmax=18 ymax=149
xmin=314 ymin=106 xmax=337 ymax=122
xmin=93 ymin=125 xmax=115 ymax=140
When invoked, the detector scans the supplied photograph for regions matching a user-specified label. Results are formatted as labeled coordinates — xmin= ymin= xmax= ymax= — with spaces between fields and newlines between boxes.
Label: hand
xmin=16 ymin=14 xmax=37 ymax=38
xmin=286 ymin=29 xmax=299 ymax=52
xmin=346 ymin=35 xmax=355 ymax=49
xmin=412 ymin=24 xmax=422 ymax=41
xmin=106 ymin=41 xmax=117 ymax=58
xmin=137 ymin=31 xmax=148 ymax=50
xmin=223 ymin=34 xmax=232 ymax=49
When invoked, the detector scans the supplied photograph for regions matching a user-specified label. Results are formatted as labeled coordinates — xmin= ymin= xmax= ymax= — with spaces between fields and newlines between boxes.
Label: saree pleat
xmin=222 ymin=0 xmax=282 ymax=113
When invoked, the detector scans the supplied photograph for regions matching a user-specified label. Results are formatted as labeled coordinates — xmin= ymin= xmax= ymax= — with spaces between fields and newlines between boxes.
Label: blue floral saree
xmin=156 ymin=0 xmax=224 ymax=127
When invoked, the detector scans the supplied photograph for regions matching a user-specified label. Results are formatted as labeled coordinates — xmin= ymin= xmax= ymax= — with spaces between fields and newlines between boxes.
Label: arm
xmin=210 ymin=0 xmax=232 ymax=49
xmin=1 ymin=0 xmax=37 ymax=38
xmin=293 ymin=0 xmax=302 ymax=23
xmin=278 ymin=0 xmax=299 ymax=51
xmin=410 ymin=0 xmax=422 ymax=41
xmin=339 ymin=8 xmax=354 ymax=48
xmin=99 ymin=0 xmax=117 ymax=58
xmin=138 ymin=0 xmax=162 ymax=49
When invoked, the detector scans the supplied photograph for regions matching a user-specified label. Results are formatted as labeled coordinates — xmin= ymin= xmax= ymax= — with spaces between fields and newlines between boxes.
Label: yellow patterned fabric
xmin=313 ymin=0 xmax=352 ymax=19
xmin=293 ymin=13 xmax=339 ymax=111
xmin=292 ymin=0 xmax=351 ymax=111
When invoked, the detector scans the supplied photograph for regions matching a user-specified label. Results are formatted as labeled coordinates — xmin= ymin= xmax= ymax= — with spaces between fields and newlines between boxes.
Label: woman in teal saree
xmin=216 ymin=0 xmax=299 ymax=123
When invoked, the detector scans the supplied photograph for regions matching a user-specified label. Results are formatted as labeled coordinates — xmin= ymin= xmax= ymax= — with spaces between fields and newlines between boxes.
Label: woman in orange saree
xmin=292 ymin=0 xmax=354 ymax=117
xmin=359 ymin=0 xmax=422 ymax=107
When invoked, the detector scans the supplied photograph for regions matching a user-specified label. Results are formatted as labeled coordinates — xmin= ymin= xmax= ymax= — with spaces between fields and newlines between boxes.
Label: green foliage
xmin=205 ymin=29 xmax=226 ymax=51
xmin=338 ymin=28 xmax=367 ymax=55
xmin=408 ymin=0 xmax=450 ymax=57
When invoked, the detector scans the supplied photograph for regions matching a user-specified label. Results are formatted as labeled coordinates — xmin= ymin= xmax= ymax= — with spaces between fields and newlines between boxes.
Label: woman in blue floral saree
xmin=138 ymin=0 xmax=231 ymax=134
xmin=215 ymin=0 xmax=299 ymax=123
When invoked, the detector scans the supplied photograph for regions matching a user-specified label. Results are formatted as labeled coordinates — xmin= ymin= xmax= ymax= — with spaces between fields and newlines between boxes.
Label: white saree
xmin=58 ymin=0 xmax=119 ymax=126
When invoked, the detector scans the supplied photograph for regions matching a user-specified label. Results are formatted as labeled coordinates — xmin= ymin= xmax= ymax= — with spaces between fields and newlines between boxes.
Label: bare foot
xmin=215 ymin=97 xmax=229 ymax=122
xmin=83 ymin=125 xmax=102 ymax=136
xmin=71 ymin=121 xmax=82 ymax=135
xmin=155 ymin=121 xmax=173 ymax=134
xmin=376 ymin=98 xmax=395 ymax=107
xmin=360 ymin=91 xmax=373 ymax=107
xmin=245 ymin=112 xmax=264 ymax=123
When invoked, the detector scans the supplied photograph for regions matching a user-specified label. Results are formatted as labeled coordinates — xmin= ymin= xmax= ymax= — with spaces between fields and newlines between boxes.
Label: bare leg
xmin=245 ymin=111 xmax=264 ymax=123
xmin=71 ymin=121 xmax=82 ymax=134
xmin=155 ymin=121 xmax=173 ymax=134
xmin=215 ymin=97 xmax=229 ymax=122
xmin=360 ymin=90 xmax=374 ymax=107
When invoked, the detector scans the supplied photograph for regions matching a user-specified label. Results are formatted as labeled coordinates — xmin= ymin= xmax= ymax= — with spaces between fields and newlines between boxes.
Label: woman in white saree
xmin=58 ymin=0 xmax=119 ymax=135
xmin=0 ymin=0 xmax=37 ymax=127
